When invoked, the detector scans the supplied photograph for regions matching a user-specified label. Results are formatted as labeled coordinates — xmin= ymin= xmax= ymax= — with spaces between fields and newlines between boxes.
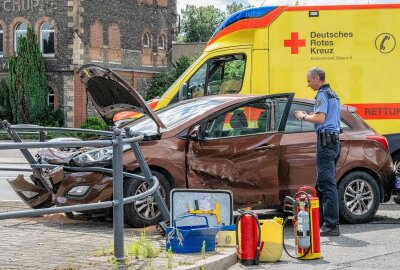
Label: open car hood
xmin=77 ymin=64 xmax=166 ymax=132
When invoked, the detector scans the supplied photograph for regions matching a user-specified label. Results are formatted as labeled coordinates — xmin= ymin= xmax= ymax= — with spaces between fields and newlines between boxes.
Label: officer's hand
xmin=295 ymin=110 xmax=306 ymax=120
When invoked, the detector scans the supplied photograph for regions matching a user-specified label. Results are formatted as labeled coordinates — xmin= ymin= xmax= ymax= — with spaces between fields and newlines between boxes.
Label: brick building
xmin=0 ymin=0 xmax=177 ymax=127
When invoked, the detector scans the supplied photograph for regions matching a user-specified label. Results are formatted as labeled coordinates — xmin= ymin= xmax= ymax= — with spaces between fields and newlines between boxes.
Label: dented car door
xmin=186 ymin=94 xmax=293 ymax=209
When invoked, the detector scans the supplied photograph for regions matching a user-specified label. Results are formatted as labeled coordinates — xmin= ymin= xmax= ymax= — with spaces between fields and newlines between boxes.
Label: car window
xmin=285 ymin=103 xmax=315 ymax=133
xmin=340 ymin=120 xmax=351 ymax=130
xmin=204 ymin=96 xmax=289 ymax=139
xmin=286 ymin=102 xmax=351 ymax=133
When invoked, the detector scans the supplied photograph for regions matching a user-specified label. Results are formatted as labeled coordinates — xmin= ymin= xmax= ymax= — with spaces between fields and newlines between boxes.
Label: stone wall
xmin=0 ymin=0 xmax=177 ymax=127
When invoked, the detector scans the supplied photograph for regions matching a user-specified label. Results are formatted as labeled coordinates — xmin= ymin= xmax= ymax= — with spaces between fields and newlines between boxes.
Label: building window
xmin=40 ymin=22 xmax=55 ymax=57
xmin=108 ymin=23 xmax=121 ymax=63
xmin=158 ymin=34 xmax=165 ymax=49
xmin=48 ymin=86 xmax=55 ymax=108
xmin=14 ymin=23 xmax=28 ymax=52
xmin=89 ymin=20 xmax=104 ymax=62
xmin=0 ymin=26 xmax=3 ymax=58
xmin=143 ymin=32 xmax=150 ymax=48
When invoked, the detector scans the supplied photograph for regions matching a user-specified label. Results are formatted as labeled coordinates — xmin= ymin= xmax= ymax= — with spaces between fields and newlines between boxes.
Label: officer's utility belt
xmin=317 ymin=131 xmax=339 ymax=146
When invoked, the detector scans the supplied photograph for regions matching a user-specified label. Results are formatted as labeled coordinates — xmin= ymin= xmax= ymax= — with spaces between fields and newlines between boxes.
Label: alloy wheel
xmin=134 ymin=182 xmax=166 ymax=220
xmin=344 ymin=179 xmax=374 ymax=216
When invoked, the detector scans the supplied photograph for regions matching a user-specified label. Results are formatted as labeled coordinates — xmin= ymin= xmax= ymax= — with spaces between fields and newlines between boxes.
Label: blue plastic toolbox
xmin=166 ymin=215 xmax=220 ymax=253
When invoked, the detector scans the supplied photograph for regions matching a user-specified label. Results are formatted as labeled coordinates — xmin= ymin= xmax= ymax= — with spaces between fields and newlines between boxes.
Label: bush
xmin=145 ymin=56 xmax=195 ymax=100
xmin=80 ymin=117 xmax=109 ymax=131
xmin=79 ymin=117 xmax=109 ymax=139
xmin=37 ymin=106 xmax=64 ymax=127
xmin=0 ymin=79 xmax=12 ymax=122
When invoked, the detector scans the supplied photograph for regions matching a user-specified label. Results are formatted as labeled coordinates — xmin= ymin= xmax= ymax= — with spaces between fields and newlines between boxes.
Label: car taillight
xmin=366 ymin=135 xmax=390 ymax=151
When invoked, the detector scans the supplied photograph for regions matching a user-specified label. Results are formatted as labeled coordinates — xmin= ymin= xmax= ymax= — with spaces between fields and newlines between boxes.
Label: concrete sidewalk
xmin=0 ymin=201 xmax=236 ymax=270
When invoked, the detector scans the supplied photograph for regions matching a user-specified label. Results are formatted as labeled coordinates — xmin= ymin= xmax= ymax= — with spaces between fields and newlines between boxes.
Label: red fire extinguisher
xmin=235 ymin=211 xmax=263 ymax=265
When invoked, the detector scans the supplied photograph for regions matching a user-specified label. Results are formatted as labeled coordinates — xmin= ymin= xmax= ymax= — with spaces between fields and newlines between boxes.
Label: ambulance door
xmin=171 ymin=47 xmax=252 ymax=103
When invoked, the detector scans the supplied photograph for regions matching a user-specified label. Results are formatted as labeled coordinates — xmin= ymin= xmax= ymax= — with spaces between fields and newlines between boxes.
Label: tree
xmin=8 ymin=26 xmax=48 ymax=124
xmin=226 ymin=2 xmax=253 ymax=16
xmin=145 ymin=56 xmax=195 ymax=100
xmin=180 ymin=5 xmax=225 ymax=42
xmin=0 ymin=79 xmax=12 ymax=122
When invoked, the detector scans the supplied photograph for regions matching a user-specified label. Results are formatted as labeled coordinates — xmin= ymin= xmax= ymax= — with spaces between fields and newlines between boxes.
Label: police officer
xmin=295 ymin=67 xmax=341 ymax=237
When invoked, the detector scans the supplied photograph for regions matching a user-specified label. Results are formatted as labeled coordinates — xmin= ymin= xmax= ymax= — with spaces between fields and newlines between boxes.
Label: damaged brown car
xmin=9 ymin=64 xmax=395 ymax=227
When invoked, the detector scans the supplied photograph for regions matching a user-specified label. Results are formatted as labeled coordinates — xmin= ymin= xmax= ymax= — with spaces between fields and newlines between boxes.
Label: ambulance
xmin=121 ymin=4 xmax=400 ymax=162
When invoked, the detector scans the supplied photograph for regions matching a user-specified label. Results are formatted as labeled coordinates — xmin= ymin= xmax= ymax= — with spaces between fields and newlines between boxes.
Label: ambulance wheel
xmin=338 ymin=171 xmax=380 ymax=224
xmin=123 ymin=170 xmax=172 ymax=228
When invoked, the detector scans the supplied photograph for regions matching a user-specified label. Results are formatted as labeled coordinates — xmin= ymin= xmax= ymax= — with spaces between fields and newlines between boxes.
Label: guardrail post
xmin=125 ymin=127 xmax=170 ymax=227
xmin=112 ymin=128 xmax=125 ymax=262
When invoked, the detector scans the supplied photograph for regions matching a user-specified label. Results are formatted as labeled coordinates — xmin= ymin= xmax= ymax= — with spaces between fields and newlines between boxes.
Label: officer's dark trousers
xmin=316 ymin=142 xmax=341 ymax=228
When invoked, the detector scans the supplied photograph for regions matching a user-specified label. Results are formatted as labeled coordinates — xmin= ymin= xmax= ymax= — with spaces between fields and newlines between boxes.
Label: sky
xmin=177 ymin=0 xmax=400 ymax=13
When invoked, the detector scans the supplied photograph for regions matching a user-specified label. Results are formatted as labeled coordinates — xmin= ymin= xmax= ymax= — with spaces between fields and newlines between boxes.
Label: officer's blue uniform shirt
xmin=314 ymin=84 xmax=341 ymax=133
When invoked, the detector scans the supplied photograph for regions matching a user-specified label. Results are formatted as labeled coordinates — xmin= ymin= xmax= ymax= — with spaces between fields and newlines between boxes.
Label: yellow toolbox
xmin=216 ymin=225 xmax=236 ymax=247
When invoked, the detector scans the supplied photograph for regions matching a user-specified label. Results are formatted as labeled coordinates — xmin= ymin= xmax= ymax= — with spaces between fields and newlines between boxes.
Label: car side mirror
xmin=179 ymin=83 xmax=188 ymax=101
xmin=189 ymin=125 xmax=204 ymax=141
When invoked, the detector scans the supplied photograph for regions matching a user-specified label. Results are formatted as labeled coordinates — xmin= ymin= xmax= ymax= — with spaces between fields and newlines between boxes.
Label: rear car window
xmin=285 ymin=102 xmax=351 ymax=133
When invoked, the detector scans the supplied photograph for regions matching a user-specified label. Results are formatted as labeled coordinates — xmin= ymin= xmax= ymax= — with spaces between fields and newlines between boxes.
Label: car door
xmin=186 ymin=94 xmax=293 ymax=209
xmin=279 ymin=102 xmax=351 ymax=199
xmin=279 ymin=102 xmax=317 ymax=198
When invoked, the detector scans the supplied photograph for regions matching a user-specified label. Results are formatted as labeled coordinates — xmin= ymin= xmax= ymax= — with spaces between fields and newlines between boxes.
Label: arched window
xmin=14 ymin=23 xmax=28 ymax=52
xmin=158 ymin=34 xmax=165 ymax=49
xmin=48 ymin=86 xmax=55 ymax=108
xmin=40 ymin=22 xmax=55 ymax=57
xmin=0 ymin=25 xmax=3 ymax=57
xmin=143 ymin=32 xmax=150 ymax=48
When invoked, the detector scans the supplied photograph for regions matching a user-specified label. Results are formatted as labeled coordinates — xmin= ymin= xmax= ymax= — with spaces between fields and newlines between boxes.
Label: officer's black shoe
xmin=320 ymin=225 xmax=340 ymax=236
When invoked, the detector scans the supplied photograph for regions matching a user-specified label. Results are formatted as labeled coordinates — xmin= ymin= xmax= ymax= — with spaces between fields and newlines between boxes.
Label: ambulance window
xmin=207 ymin=54 xmax=245 ymax=96
xmin=187 ymin=62 xmax=207 ymax=98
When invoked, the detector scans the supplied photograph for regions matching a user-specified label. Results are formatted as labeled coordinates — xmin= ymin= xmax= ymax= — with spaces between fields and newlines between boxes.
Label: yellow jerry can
xmin=259 ymin=217 xmax=283 ymax=262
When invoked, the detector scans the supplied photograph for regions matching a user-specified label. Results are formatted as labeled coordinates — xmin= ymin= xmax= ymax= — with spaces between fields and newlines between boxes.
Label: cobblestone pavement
xmin=0 ymin=201 xmax=235 ymax=270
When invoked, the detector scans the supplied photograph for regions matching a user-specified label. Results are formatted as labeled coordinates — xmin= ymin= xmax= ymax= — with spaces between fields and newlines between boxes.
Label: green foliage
xmin=224 ymin=60 xmax=245 ymax=80
xmin=166 ymin=247 xmax=173 ymax=269
xmin=80 ymin=117 xmax=108 ymax=131
xmin=226 ymin=2 xmax=253 ymax=16
xmin=201 ymin=240 xmax=207 ymax=270
xmin=180 ymin=5 xmax=225 ymax=42
xmin=39 ymin=106 xmax=64 ymax=127
xmin=145 ymin=56 xmax=195 ymax=100
xmin=0 ymin=79 xmax=12 ymax=121
xmin=8 ymin=26 xmax=48 ymax=125
xmin=178 ymin=2 xmax=254 ymax=43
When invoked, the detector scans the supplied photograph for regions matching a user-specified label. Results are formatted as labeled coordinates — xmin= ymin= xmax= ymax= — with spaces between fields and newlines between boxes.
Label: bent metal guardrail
xmin=0 ymin=120 xmax=170 ymax=262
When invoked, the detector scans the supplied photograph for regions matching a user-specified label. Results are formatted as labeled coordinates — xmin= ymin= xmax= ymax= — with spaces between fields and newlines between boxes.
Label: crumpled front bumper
xmin=8 ymin=167 xmax=113 ymax=209
xmin=8 ymin=174 xmax=52 ymax=209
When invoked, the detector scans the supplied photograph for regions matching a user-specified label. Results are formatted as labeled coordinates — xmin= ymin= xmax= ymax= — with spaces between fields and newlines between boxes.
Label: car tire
xmin=123 ymin=170 xmax=172 ymax=228
xmin=338 ymin=171 xmax=380 ymax=224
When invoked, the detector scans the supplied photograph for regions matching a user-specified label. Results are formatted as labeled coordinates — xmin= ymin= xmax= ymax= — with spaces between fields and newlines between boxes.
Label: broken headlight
xmin=72 ymin=144 xmax=131 ymax=167
xmin=72 ymin=147 xmax=113 ymax=167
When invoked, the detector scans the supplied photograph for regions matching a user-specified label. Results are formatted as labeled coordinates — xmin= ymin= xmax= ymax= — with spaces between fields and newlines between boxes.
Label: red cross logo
xmin=284 ymin=32 xmax=306 ymax=54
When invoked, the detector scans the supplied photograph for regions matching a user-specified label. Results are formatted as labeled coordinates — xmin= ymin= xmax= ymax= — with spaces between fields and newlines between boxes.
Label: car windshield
xmin=129 ymin=97 xmax=236 ymax=135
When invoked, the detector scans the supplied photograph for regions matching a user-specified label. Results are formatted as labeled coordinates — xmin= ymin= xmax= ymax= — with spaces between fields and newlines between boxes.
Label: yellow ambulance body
xmin=154 ymin=4 xmax=400 ymax=160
